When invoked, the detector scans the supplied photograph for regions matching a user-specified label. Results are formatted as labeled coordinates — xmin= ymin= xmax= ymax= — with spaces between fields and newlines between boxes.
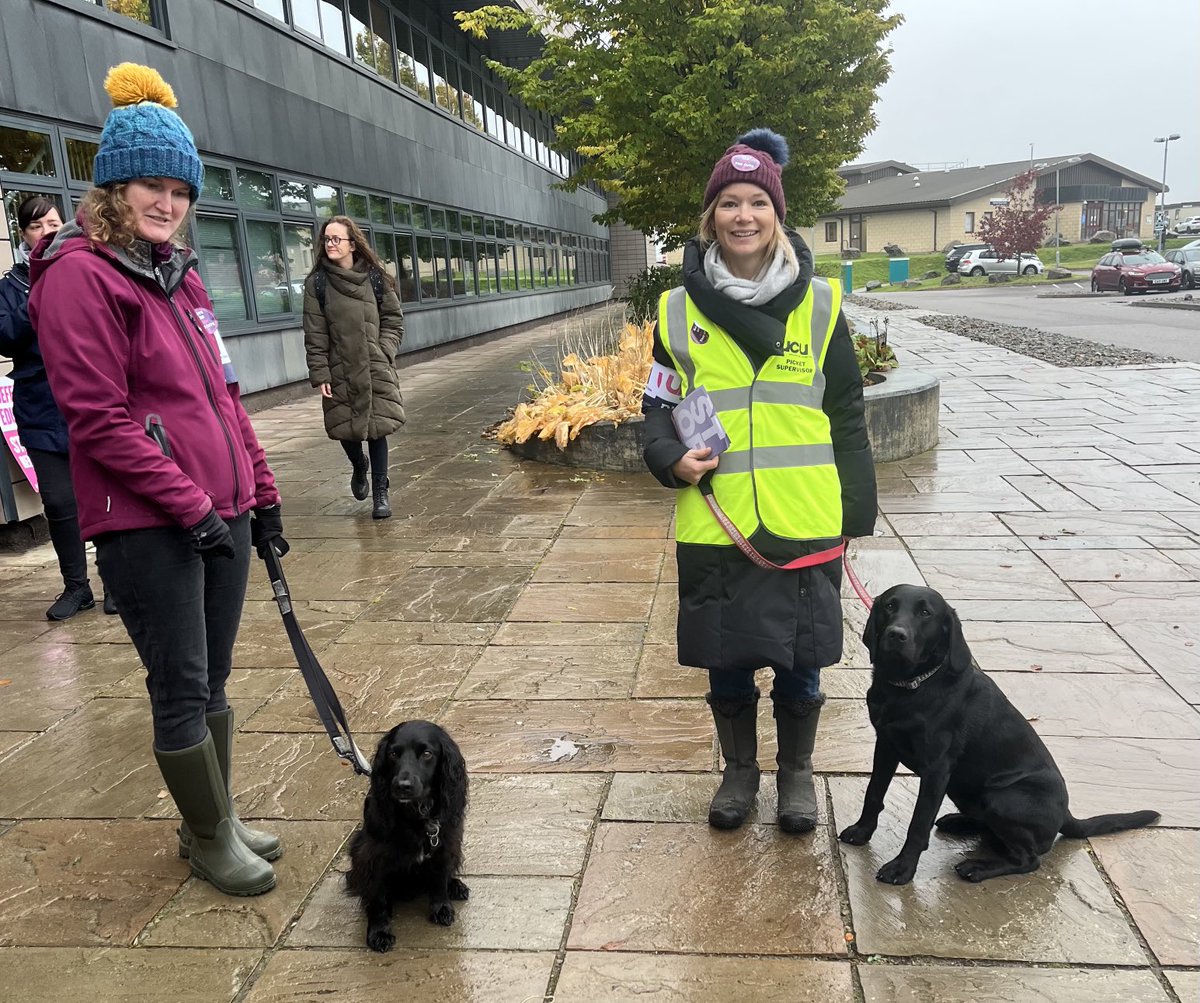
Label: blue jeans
xmin=708 ymin=665 xmax=821 ymax=702
xmin=96 ymin=514 xmax=251 ymax=750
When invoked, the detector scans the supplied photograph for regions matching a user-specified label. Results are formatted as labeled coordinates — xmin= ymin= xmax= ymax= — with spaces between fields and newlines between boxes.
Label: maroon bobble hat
xmin=703 ymin=128 xmax=790 ymax=220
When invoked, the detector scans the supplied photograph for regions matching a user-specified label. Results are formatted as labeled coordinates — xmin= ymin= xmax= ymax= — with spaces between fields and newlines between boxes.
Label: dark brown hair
xmin=17 ymin=195 xmax=61 ymax=234
xmin=311 ymin=215 xmax=396 ymax=290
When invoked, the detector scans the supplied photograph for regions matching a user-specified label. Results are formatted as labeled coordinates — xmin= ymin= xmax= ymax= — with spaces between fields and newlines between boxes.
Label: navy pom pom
xmin=736 ymin=128 xmax=789 ymax=168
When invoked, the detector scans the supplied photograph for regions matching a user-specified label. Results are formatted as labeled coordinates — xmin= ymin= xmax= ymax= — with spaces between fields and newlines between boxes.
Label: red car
xmin=1091 ymin=244 xmax=1182 ymax=294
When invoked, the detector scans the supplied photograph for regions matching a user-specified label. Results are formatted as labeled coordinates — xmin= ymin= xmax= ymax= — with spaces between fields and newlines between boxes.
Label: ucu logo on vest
xmin=783 ymin=341 xmax=810 ymax=355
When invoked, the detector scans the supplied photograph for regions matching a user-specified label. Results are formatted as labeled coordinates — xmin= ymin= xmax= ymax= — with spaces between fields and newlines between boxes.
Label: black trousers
xmin=340 ymin=437 xmax=388 ymax=476
xmin=25 ymin=447 xmax=88 ymax=589
xmin=96 ymin=514 xmax=251 ymax=751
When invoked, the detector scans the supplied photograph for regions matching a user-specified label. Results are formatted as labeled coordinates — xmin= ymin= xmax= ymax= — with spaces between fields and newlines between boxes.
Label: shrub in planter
xmin=624 ymin=264 xmax=684 ymax=324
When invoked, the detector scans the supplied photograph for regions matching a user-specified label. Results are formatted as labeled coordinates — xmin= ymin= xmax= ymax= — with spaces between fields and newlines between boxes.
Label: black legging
xmin=340 ymin=437 xmax=388 ymax=476
xmin=25 ymin=447 xmax=88 ymax=589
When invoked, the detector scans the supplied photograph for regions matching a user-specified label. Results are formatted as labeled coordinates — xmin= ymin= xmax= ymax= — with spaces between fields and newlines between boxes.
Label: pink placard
xmin=0 ymin=377 xmax=39 ymax=493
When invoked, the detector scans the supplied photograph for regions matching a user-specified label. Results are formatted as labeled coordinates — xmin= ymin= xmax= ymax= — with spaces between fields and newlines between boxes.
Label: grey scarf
xmin=703 ymin=241 xmax=798 ymax=306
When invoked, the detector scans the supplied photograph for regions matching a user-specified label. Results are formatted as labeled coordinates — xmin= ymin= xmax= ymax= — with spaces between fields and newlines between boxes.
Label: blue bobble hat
xmin=93 ymin=63 xmax=203 ymax=201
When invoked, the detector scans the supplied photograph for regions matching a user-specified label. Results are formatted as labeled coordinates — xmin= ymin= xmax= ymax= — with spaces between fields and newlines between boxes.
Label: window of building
xmin=824 ymin=221 xmax=837 ymax=243
xmin=0 ymin=124 xmax=56 ymax=176
xmin=449 ymin=239 xmax=476 ymax=296
xmin=348 ymin=0 xmax=374 ymax=70
xmin=64 ymin=137 xmax=98 ymax=183
xmin=374 ymin=231 xmax=397 ymax=281
xmin=395 ymin=231 xmax=417 ymax=303
xmin=283 ymin=222 xmax=315 ymax=296
xmin=245 ymin=219 xmax=291 ymax=316
xmin=478 ymin=242 xmax=498 ymax=294
xmin=195 ymin=215 xmax=249 ymax=322
xmin=369 ymin=0 xmax=395 ymax=81
xmin=201 ymin=165 xmax=235 ymax=203
xmin=312 ymin=184 xmax=340 ymax=218
xmin=237 ymin=169 xmax=276 ymax=211
xmin=393 ymin=201 xmax=411 ymax=227
xmin=416 ymin=235 xmax=448 ymax=299
xmin=343 ymin=191 xmax=369 ymax=219
xmin=280 ymin=179 xmax=314 ymax=214
xmin=405 ymin=29 xmax=432 ymax=99
xmin=81 ymin=0 xmax=157 ymax=27
xmin=370 ymin=195 xmax=390 ymax=226
xmin=412 ymin=203 xmax=429 ymax=229
xmin=430 ymin=207 xmax=447 ymax=231
xmin=290 ymin=0 xmax=322 ymax=38
xmin=292 ymin=0 xmax=349 ymax=56
xmin=250 ymin=0 xmax=285 ymax=23
xmin=964 ymin=211 xmax=975 ymax=233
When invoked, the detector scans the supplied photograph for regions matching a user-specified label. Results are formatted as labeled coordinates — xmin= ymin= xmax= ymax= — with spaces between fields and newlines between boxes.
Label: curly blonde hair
xmin=79 ymin=184 xmax=191 ymax=248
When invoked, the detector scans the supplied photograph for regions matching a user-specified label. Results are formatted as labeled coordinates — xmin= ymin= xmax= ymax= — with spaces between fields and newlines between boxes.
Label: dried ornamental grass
xmin=494 ymin=318 xmax=654 ymax=450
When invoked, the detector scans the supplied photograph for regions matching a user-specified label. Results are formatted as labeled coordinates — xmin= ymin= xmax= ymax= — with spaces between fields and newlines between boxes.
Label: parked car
xmin=1165 ymin=248 xmax=1200 ymax=289
xmin=1181 ymin=239 xmax=1200 ymax=251
xmin=956 ymin=247 xmax=1045 ymax=277
xmin=944 ymin=242 xmax=989 ymax=273
xmin=1091 ymin=244 xmax=1182 ymax=294
xmin=1176 ymin=216 xmax=1200 ymax=235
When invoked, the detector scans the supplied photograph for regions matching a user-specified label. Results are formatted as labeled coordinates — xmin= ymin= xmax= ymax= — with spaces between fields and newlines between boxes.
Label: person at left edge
xmin=29 ymin=63 xmax=288 ymax=897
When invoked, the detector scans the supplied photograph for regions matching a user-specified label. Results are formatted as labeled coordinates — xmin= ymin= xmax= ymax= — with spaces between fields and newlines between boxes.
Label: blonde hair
xmin=698 ymin=200 xmax=798 ymax=271
xmin=79 ymin=183 xmax=191 ymax=248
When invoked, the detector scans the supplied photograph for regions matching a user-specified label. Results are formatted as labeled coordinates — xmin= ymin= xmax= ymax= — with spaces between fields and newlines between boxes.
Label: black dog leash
xmin=262 ymin=547 xmax=372 ymax=776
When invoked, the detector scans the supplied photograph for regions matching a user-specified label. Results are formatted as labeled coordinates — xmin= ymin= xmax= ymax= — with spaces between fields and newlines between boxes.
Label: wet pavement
xmin=0 ymin=303 xmax=1198 ymax=1001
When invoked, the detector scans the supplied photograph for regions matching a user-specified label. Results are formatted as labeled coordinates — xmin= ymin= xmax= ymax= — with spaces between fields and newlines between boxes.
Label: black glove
xmin=188 ymin=508 xmax=235 ymax=560
xmin=250 ymin=505 xmax=289 ymax=559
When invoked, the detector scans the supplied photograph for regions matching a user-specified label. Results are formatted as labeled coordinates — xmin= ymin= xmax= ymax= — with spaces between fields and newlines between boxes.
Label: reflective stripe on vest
xmin=659 ymin=277 xmax=843 ymax=547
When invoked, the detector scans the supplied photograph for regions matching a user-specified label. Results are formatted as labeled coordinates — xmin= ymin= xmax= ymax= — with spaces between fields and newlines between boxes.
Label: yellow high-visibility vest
xmin=659 ymin=277 xmax=843 ymax=547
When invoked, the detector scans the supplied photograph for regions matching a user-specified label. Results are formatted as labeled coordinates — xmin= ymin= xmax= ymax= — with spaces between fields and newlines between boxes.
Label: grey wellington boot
xmin=706 ymin=690 xmax=761 ymax=830
xmin=155 ymin=735 xmax=276 ymax=896
xmin=178 ymin=709 xmax=282 ymax=861
xmin=773 ymin=693 xmax=825 ymax=834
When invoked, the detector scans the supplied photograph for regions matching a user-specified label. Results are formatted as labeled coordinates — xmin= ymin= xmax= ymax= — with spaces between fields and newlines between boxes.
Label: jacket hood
xmin=31 ymin=217 xmax=197 ymax=295
xmin=682 ymin=229 xmax=815 ymax=359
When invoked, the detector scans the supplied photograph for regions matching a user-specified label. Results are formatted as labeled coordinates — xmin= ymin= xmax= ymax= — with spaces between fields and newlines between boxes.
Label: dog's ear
xmin=433 ymin=729 xmax=468 ymax=819
xmin=371 ymin=724 xmax=402 ymax=779
xmin=862 ymin=598 xmax=882 ymax=662
xmin=945 ymin=605 xmax=973 ymax=673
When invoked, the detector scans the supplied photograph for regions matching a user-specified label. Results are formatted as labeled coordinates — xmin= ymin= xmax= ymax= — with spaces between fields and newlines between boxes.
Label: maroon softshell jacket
xmin=28 ymin=223 xmax=279 ymax=540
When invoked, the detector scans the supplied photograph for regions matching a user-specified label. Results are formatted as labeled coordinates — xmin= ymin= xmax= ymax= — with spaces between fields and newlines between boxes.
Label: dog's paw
xmin=366 ymin=927 xmax=396 ymax=953
xmin=954 ymin=858 xmax=991 ymax=883
xmin=838 ymin=823 xmax=875 ymax=846
xmin=876 ymin=856 xmax=918 ymax=885
xmin=449 ymin=877 xmax=471 ymax=901
xmin=429 ymin=902 xmax=456 ymax=926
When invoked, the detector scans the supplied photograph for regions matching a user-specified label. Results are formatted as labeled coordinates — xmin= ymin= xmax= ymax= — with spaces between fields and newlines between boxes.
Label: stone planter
xmin=507 ymin=369 xmax=939 ymax=471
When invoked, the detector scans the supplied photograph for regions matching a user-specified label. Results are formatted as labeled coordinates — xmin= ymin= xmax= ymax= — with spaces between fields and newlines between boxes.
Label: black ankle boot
xmin=350 ymin=452 xmax=369 ymax=501
xmin=46 ymin=582 xmax=96 ymax=621
xmin=372 ymin=475 xmax=391 ymax=520
xmin=103 ymin=592 xmax=119 ymax=616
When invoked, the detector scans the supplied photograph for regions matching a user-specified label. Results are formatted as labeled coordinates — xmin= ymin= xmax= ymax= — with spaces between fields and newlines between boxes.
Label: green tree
xmin=457 ymin=0 xmax=900 ymax=244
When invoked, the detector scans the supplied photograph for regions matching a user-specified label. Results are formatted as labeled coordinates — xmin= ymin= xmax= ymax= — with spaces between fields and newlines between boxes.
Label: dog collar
xmin=425 ymin=820 xmax=441 ymax=849
xmin=887 ymin=662 xmax=943 ymax=690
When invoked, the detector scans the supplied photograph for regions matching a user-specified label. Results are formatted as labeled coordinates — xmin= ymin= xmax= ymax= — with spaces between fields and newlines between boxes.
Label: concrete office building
xmin=0 ymin=0 xmax=616 ymax=523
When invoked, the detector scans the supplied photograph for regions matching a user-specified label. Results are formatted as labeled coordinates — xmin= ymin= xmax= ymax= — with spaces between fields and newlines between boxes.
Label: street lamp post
xmin=1154 ymin=133 xmax=1181 ymax=253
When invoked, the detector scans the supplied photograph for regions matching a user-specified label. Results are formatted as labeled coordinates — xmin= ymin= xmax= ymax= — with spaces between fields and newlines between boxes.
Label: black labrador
xmin=346 ymin=720 xmax=469 ymax=952
xmin=839 ymin=584 xmax=1159 ymax=885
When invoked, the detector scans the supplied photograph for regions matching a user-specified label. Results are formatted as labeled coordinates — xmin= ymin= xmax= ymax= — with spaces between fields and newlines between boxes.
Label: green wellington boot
xmin=155 ymin=734 xmax=276 ymax=896
xmin=773 ymin=694 xmax=825 ymax=834
xmin=178 ymin=709 xmax=282 ymax=861
xmin=706 ymin=690 xmax=761 ymax=830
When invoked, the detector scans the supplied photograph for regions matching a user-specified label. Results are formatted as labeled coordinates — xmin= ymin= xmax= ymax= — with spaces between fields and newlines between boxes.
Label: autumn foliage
xmin=975 ymin=170 xmax=1058 ymax=261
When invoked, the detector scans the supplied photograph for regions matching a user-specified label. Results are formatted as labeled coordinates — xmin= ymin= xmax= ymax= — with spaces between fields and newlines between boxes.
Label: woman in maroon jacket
xmin=29 ymin=64 xmax=286 ymax=897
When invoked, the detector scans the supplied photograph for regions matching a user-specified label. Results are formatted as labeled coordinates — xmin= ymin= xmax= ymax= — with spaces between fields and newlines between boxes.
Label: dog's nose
xmin=393 ymin=777 xmax=416 ymax=797
xmin=884 ymin=625 xmax=908 ymax=643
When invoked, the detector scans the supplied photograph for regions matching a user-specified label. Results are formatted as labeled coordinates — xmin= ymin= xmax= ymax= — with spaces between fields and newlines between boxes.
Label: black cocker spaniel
xmin=345 ymin=720 xmax=470 ymax=952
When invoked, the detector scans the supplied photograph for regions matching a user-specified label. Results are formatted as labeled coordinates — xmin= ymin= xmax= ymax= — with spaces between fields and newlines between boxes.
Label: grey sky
xmin=859 ymin=1 xmax=1200 ymax=203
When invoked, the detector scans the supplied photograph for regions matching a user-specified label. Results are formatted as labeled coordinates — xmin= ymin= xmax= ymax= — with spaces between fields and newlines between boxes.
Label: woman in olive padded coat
xmin=304 ymin=215 xmax=406 ymax=519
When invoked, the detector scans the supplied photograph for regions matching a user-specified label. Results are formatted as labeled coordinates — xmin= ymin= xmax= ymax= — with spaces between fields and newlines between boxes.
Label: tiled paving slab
xmin=1110 ymin=621 xmax=1200 ymax=705
xmin=1165 ymin=970 xmax=1200 ymax=1001
xmin=0 ymin=947 xmax=260 ymax=1002
xmin=240 ymin=949 xmax=554 ymax=1003
xmin=288 ymin=870 xmax=573 ymax=950
xmin=1090 ymin=828 xmax=1200 ymax=966
xmin=567 ymin=822 xmax=846 ymax=955
xmin=456 ymin=643 xmax=640 ymax=700
xmin=554 ymin=953 xmax=854 ymax=1002
xmin=601 ymin=772 xmax=830 ymax=827
xmin=360 ymin=566 xmax=532 ymax=622
xmin=0 ymin=820 xmax=183 ymax=946
xmin=829 ymin=777 xmax=1145 ymax=964
xmin=857 ymin=964 xmax=1170 ymax=1002
xmin=961 ymin=620 xmax=1150 ymax=674
xmin=0 ymin=640 xmax=142 ymax=731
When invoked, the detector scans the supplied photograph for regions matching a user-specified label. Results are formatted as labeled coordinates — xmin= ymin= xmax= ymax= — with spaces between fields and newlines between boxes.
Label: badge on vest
xmin=690 ymin=322 xmax=709 ymax=345
xmin=671 ymin=386 xmax=730 ymax=456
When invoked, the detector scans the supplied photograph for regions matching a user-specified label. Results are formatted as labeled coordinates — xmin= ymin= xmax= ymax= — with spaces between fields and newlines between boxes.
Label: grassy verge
xmin=874 ymin=273 xmax=1090 ymax=293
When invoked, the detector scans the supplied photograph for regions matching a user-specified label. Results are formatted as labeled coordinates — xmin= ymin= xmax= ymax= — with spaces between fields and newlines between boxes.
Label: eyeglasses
xmin=322 ymin=235 xmax=352 ymax=246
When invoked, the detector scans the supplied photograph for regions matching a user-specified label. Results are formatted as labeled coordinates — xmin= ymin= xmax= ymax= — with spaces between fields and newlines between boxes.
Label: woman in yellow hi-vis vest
xmin=642 ymin=129 xmax=877 ymax=834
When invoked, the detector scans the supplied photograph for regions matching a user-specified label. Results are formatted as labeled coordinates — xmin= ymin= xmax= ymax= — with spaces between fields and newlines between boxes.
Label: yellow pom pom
xmin=103 ymin=63 xmax=178 ymax=109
